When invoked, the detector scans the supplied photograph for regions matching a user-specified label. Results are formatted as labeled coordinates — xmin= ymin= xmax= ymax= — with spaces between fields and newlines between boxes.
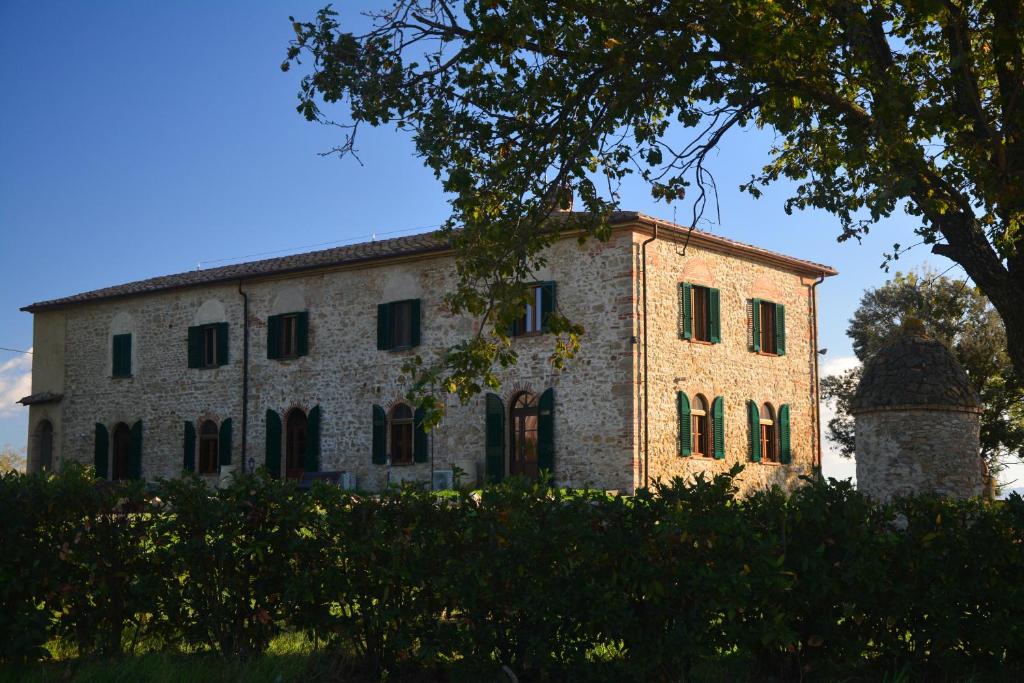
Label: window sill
xmin=111 ymin=375 xmax=133 ymax=380
xmin=686 ymin=339 xmax=716 ymax=346
xmin=512 ymin=331 xmax=547 ymax=339
xmin=756 ymin=351 xmax=780 ymax=357
xmin=756 ymin=460 xmax=786 ymax=466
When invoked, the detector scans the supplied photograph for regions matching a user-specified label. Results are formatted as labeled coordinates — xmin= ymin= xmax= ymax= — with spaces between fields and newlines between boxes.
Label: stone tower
xmin=851 ymin=326 xmax=986 ymax=501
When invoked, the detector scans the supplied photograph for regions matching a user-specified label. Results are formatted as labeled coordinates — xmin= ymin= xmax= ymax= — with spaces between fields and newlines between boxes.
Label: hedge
xmin=1 ymin=464 xmax=1022 ymax=680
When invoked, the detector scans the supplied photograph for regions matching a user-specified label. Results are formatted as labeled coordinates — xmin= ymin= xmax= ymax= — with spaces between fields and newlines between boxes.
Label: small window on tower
xmin=202 ymin=326 xmax=218 ymax=368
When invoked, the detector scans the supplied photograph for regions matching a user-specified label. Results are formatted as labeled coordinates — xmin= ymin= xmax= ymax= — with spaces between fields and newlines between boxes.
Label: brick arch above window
xmin=750 ymin=276 xmax=785 ymax=302
xmin=270 ymin=284 xmax=306 ymax=315
xmin=194 ymin=299 xmax=227 ymax=326
xmin=679 ymin=258 xmax=715 ymax=287
xmin=502 ymin=381 xmax=536 ymax=405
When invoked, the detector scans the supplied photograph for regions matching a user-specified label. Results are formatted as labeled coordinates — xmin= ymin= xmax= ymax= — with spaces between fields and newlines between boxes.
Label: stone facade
xmin=852 ymin=331 xmax=986 ymax=501
xmin=23 ymin=216 xmax=833 ymax=493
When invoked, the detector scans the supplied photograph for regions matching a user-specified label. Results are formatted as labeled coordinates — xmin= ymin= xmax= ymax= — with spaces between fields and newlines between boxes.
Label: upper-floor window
xmin=511 ymin=282 xmax=556 ymax=337
xmin=188 ymin=323 xmax=228 ymax=369
xmin=267 ymin=312 xmax=309 ymax=360
xmin=680 ymin=283 xmax=721 ymax=343
xmin=752 ymin=299 xmax=786 ymax=356
xmin=377 ymin=299 xmax=421 ymax=350
xmin=112 ymin=334 xmax=132 ymax=378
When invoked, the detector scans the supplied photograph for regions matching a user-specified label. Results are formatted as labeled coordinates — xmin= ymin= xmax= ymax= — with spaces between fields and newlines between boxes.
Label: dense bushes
xmin=1 ymin=464 xmax=1023 ymax=680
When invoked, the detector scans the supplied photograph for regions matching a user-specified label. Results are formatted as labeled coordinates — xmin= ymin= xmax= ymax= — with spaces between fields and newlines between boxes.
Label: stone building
xmin=19 ymin=212 xmax=835 ymax=493
xmin=851 ymin=327 xmax=987 ymax=501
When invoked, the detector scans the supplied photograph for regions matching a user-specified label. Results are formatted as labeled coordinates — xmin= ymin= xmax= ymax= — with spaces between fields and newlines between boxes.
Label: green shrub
xmin=1 ymin=465 xmax=1022 ymax=680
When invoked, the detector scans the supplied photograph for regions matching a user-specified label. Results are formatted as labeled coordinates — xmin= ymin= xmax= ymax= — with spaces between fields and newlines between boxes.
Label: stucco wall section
xmin=854 ymin=410 xmax=985 ymax=501
xmin=634 ymin=231 xmax=819 ymax=493
xmin=26 ymin=311 xmax=66 ymax=473
xmin=49 ymin=232 xmax=636 ymax=490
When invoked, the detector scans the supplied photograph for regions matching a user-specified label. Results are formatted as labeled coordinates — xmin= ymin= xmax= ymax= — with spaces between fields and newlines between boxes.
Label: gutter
xmin=811 ymin=274 xmax=825 ymax=473
xmin=640 ymin=225 xmax=658 ymax=490
xmin=238 ymin=281 xmax=249 ymax=472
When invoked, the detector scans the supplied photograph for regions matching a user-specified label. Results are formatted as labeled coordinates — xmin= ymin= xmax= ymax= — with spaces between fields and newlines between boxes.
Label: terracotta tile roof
xmin=22 ymin=211 xmax=835 ymax=312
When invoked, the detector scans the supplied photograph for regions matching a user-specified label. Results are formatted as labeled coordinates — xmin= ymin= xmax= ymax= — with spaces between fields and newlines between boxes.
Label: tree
xmin=821 ymin=271 xmax=1024 ymax=476
xmin=0 ymin=444 xmax=26 ymax=473
xmin=283 ymin=1 xmax=1024 ymax=416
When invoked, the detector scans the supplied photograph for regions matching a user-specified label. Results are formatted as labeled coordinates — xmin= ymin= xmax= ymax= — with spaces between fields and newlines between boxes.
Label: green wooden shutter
xmin=377 ymin=303 xmax=392 ymax=350
xmin=413 ymin=406 xmax=428 ymax=463
xmin=94 ymin=423 xmax=109 ymax=479
xmin=678 ymin=391 xmax=692 ymax=456
xmin=267 ymin=315 xmax=281 ymax=359
xmin=775 ymin=304 xmax=786 ymax=356
xmin=296 ymin=312 xmax=309 ymax=357
xmin=216 ymin=322 xmax=229 ymax=365
xmin=112 ymin=334 xmax=132 ymax=377
xmin=751 ymin=299 xmax=761 ymax=352
xmin=540 ymin=282 xmax=556 ymax=332
xmin=187 ymin=327 xmax=203 ymax=368
xmin=129 ymin=420 xmax=143 ymax=480
xmin=537 ymin=388 xmax=555 ymax=476
xmin=219 ymin=418 xmax=233 ymax=467
xmin=183 ymin=421 xmax=196 ymax=472
xmin=372 ymin=405 xmax=387 ymax=464
xmin=680 ymin=283 xmax=693 ymax=340
xmin=265 ymin=409 xmax=282 ymax=478
xmin=306 ymin=406 xmax=320 ymax=471
xmin=748 ymin=401 xmax=761 ymax=462
xmin=709 ymin=288 xmax=721 ymax=344
xmin=410 ymin=299 xmax=422 ymax=347
xmin=485 ymin=393 xmax=505 ymax=483
xmin=779 ymin=404 xmax=792 ymax=464
xmin=712 ymin=396 xmax=725 ymax=459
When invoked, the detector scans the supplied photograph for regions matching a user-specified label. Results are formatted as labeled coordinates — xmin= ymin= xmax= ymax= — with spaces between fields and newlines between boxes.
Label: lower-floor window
xmin=760 ymin=402 xmax=778 ymax=462
xmin=691 ymin=394 xmax=710 ymax=457
xmin=390 ymin=404 xmax=414 ymax=465
xmin=199 ymin=420 xmax=219 ymax=474
xmin=112 ymin=422 xmax=132 ymax=480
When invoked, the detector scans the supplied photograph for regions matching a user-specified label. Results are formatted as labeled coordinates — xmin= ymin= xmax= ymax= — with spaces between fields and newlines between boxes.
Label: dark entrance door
xmin=285 ymin=409 xmax=307 ymax=480
xmin=111 ymin=423 xmax=131 ymax=480
xmin=509 ymin=393 xmax=540 ymax=481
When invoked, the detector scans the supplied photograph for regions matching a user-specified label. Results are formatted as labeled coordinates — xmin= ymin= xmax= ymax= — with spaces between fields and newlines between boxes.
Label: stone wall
xmin=854 ymin=409 xmax=985 ymax=501
xmin=46 ymin=231 xmax=637 ymax=491
xmin=634 ymin=231 xmax=821 ymax=492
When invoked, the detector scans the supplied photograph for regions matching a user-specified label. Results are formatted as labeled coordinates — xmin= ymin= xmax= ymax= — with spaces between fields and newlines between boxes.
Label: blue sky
xmin=1 ymin=2 xmax=1013 ymax=485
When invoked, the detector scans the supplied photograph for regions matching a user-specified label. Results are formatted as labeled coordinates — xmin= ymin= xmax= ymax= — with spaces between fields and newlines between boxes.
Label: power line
xmin=0 ymin=347 xmax=32 ymax=355
xmin=196 ymin=223 xmax=443 ymax=269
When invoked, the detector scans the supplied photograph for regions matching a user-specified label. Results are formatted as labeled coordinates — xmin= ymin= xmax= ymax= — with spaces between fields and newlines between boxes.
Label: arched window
xmin=36 ymin=420 xmax=54 ymax=472
xmin=692 ymin=394 xmax=710 ymax=457
xmin=509 ymin=392 xmax=540 ymax=480
xmin=760 ymin=403 xmax=778 ymax=462
xmin=111 ymin=422 xmax=132 ymax=480
xmin=285 ymin=408 xmax=308 ymax=480
xmin=390 ymin=403 xmax=414 ymax=465
xmin=199 ymin=420 xmax=219 ymax=474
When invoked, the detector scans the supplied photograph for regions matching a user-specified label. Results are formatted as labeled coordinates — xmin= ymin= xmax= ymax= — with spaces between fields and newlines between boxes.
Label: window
xmin=390 ymin=404 xmax=415 ymax=465
xmin=267 ymin=312 xmax=308 ymax=359
xmin=679 ymin=284 xmax=721 ymax=343
xmin=188 ymin=323 xmax=228 ymax=368
xmin=510 ymin=393 xmax=540 ymax=479
xmin=112 ymin=334 xmax=132 ymax=377
xmin=198 ymin=420 xmax=219 ymax=474
xmin=511 ymin=283 xmax=555 ymax=337
xmin=691 ymin=394 xmax=710 ymax=457
xmin=285 ymin=408 xmax=308 ymax=479
xmin=37 ymin=420 xmax=53 ymax=472
xmin=760 ymin=403 xmax=778 ymax=463
xmin=281 ymin=314 xmax=298 ymax=357
xmin=112 ymin=422 xmax=132 ymax=480
xmin=377 ymin=300 xmax=421 ymax=350
xmin=753 ymin=299 xmax=786 ymax=355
